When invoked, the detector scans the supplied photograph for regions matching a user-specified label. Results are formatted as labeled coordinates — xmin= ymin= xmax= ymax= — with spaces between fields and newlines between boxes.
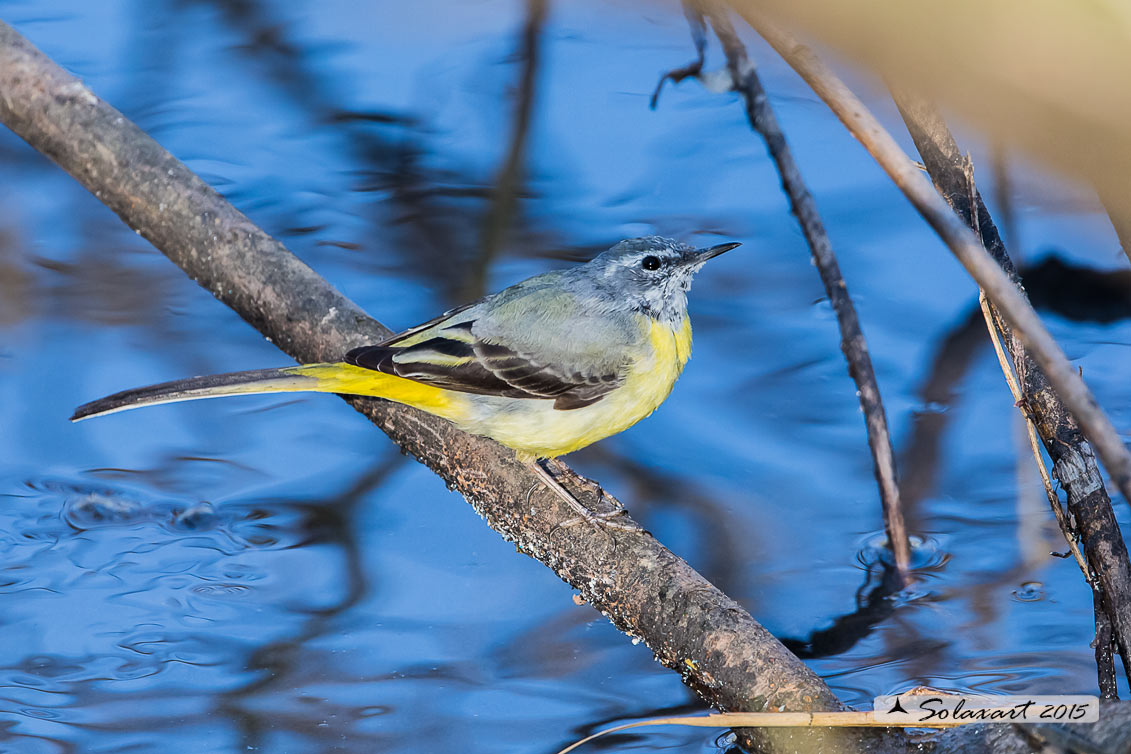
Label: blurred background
xmin=1 ymin=1 xmax=1129 ymax=752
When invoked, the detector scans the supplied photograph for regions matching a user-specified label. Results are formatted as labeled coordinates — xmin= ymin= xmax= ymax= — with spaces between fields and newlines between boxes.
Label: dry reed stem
xmin=735 ymin=4 xmax=1131 ymax=690
xmin=669 ymin=2 xmax=913 ymax=584
xmin=734 ymin=5 xmax=1131 ymax=539
xmin=978 ymin=290 xmax=1090 ymax=580
xmin=960 ymin=157 xmax=1090 ymax=581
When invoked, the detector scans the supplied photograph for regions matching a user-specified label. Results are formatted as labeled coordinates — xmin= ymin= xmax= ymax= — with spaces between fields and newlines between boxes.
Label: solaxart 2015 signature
xmin=874 ymin=693 xmax=1099 ymax=725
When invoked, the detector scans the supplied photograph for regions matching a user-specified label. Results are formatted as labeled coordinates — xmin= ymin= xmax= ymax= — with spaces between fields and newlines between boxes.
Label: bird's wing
xmin=366 ymin=301 xmax=479 ymax=348
xmin=346 ymin=281 xmax=632 ymax=410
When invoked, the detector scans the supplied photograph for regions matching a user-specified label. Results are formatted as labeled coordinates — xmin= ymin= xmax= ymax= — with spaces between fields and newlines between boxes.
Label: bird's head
xmin=582 ymin=236 xmax=740 ymax=325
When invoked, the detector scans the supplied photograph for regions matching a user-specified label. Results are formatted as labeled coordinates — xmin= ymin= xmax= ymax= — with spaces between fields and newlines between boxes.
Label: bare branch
xmin=660 ymin=2 xmax=912 ymax=583
xmin=0 ymin=18 xmax=898 ymax=754
xmin=733 ymin=4 xmax=1131 ymax=562
xmin=726 ymin=2 xmax=1131 ymax=690
xmin=650 ymin=2 xmax=708 ymax=108
xmin=888 ymin=94 xmax=1131 ymax=690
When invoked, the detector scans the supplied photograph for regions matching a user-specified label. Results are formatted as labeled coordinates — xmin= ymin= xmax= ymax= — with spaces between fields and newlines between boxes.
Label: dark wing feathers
xmin=473 ymin=342 xmax=575 ymax=396
xmin=347 ymin=338 xmax=527 ymax=398
xmin=552 ymin=370 xmax=622 ymax=410
xmin=346 ymin=321 xmax=623 ymax=410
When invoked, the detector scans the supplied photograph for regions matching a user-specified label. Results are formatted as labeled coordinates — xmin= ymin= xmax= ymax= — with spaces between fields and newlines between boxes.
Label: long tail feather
xmin=71 ymin=366 xmax=334 ymax=422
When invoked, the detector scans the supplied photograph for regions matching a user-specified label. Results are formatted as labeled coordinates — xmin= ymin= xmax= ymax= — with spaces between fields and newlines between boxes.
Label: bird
xmin=72 ymin=236 xmax=739 ymax=528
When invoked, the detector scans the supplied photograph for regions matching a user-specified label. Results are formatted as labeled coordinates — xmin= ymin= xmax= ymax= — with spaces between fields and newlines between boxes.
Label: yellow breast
xmin=668 ymin=315 xmax=694 ymax=368
xmin=464 ymin=314 xmax=692 ymax=459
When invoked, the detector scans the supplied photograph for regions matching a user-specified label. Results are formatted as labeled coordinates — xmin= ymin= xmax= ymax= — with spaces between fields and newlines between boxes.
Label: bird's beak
xmin=682 ymin=241 xmax=741 ymax=266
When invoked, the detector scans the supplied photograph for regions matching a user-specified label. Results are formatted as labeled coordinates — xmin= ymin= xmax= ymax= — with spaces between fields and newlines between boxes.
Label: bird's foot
xmin=559 ymin=496 xmax=636 ymax=531
xmin=529 ymin=458 xmax=638 ymax=532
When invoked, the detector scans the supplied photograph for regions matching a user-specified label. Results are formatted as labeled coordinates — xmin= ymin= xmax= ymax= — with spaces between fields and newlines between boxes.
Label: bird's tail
xmin=70 ymin=363 xmax=455 ymax=422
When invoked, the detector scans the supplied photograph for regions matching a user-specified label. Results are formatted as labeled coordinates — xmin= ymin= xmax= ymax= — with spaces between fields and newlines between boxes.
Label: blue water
xmin=1 ymin=1 xmax=1129 ymax=752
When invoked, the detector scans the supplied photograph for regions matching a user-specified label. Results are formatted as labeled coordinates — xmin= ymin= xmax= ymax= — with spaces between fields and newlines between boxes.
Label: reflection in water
xmin=1 ymin=0 xmax=1130 ymax=751
xmin=0 ymin=455 xmax=405 ymax=752
xmin=462 ymin=0 xmax=547 ymax=301
xmin=217 ymin=455 xmax=403 ymax=752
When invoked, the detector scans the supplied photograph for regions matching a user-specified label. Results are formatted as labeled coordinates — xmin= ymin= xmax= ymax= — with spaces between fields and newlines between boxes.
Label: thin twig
xmin=650 ymin=2 xmax=708 ymax=108
xmin=984 ymin=149 xmax=1049 ymax=570
xmin=979 ymin=291 xmax=1090 ymax=581
xmin=555 ymin=709 xmax=967 ymax=754
xmin=735 ymin=6 xmax=1131 ymax=516
xmin=890 ymin=94 xmax=1131 ymax=690
xmin=659 ymin=2 xmax=912 ymax=584
xmin=733 ymin=6 xmax=1131 ymax=689
xmin=963 ymin=157 xmax=1090 ymax=580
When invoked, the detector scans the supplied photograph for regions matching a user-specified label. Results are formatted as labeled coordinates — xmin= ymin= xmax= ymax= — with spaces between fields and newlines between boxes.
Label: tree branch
xmin=890 ymin=93 xmax=1131 ymax=690
xmin=696 ymin=1 xmax=912 ymax=585
xmin=0 ymin=18 xmax=891 ymax=754
xmin=733 ymin=4 xmax=1131 ymax=556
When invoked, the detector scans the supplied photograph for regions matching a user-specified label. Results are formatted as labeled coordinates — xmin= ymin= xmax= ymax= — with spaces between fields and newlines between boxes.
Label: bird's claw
xmin=558 ymin=488 xmax=638 ymax=531
xmin=531 ymin=459 xmax=639 ymax=532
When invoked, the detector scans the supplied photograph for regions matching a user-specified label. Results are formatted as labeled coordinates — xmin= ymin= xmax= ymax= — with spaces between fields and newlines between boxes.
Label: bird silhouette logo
xmin=887 ymin=697 xmax=909 ymax=715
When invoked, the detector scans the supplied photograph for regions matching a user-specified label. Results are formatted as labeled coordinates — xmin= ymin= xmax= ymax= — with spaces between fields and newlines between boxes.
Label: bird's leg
xmin=527 ymin=458 xmax=637 ymax=531
xmin=546 ymin=457 xmax=626 ymax=516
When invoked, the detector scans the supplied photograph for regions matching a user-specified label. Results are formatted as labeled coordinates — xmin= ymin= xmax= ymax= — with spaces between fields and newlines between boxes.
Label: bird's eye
xmin=641 ymin=255 xmax=661 ymax=271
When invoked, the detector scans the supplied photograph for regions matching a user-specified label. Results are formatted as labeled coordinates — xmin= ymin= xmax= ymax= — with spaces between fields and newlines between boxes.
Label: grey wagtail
xmin=72 ymin=236 xmax=739 ymax=527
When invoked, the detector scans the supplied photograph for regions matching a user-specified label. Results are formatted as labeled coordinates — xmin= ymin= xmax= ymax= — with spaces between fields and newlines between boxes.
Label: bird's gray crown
xmin=572 ymin=236 xmax=719 ymax=326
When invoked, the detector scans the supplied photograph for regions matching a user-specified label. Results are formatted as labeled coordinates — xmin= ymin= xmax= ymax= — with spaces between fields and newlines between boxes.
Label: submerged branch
xmin=696 ymin=3 xmax=912 ymax=585
xmin=890 ymin=93 xmax=1131 ymax=690
xmin=735 ymin=3 xmax=1131 ymax=586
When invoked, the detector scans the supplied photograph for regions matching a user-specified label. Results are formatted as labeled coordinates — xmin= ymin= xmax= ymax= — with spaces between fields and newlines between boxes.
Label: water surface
xmin=0 ymin=1 xmax=1128 ymax=752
